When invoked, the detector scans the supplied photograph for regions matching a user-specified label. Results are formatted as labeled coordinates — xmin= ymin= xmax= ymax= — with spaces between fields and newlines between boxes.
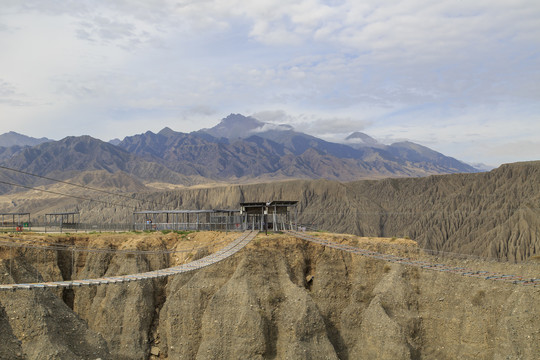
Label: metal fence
xmin=1 ymin=217 xmax=305 ymax=233
xmin=3 ymin=222 xmax=249 ymax=233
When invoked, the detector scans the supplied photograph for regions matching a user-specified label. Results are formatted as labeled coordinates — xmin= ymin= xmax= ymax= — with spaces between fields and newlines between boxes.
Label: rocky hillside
xmin=0 ymin=132 xmax=51 ymax=148
xmin=58 ymin=160 xmax=537 ymax=262
xmin=0 ymin=136 xmax=203 ymax=193
xmin=0 ymin=132 xmax=52 ymax=163
xmin=1 ymin=161 xmax=538 ymax=262
xmin=0 ymin=232 xmax=538 ymax=359
xmin=0 ymin=120 xmax=477 ymax=196
xmin=117 ymin=114 xmax=477 ymax=181
xmin=0 ymin=114 xmax=477 ymax=194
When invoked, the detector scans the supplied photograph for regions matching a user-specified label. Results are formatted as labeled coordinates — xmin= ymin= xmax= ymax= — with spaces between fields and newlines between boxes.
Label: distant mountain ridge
xmin=117 ymin=115 xmax=476 ymax=181
xmin=196 ymin=114 xmax=476 ymax=174
xmin=0 ymin=132 xmax=53 ymax=162
xmin=0 ymin=131 xmax=51 ymax=147
xmin=198 ymin=113 xmax=293 ymax=140
xmin=0 ymin=136 xmax=202 ymax=193
xmin=344 ymin=131 xmax=383 ymax=148
xmin=0 ymin=114 xmax=478 ymax=193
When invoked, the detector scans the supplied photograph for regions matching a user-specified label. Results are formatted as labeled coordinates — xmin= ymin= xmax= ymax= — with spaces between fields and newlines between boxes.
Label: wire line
xmin=0 ymin=165 xmax=139 ymax=201
xmin=0 ymin=179 xmax=137 ymax=210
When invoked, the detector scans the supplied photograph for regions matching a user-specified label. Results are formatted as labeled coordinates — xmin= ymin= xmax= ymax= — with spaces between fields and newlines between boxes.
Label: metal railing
xmin=286 ymin=230 xmax=539 ymax=287
xmin=0 ymin=231 xmax=258 ymax=290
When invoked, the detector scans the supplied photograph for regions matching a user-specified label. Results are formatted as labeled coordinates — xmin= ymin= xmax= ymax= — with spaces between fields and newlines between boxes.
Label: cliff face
xmin=0 ymin=254 xmax=109 ymax=359
xmin=78 ymin=161 xmax=537 ymax=262
xmin=0 ymin=233 xmax=538 ymax=359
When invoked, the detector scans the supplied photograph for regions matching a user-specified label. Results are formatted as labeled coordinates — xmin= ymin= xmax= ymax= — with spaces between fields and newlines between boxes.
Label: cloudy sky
xmin=1 ymin=0 xmax=539 ymax=167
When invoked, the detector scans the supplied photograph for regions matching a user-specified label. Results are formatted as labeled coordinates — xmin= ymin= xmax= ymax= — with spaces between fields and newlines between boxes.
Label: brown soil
xmin=0 ymin=231 xmax=538 ymax=359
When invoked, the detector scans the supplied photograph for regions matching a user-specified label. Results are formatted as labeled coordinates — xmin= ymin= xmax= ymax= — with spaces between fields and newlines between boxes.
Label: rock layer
xmin=1 ymin=233 xmax=538 ymax=359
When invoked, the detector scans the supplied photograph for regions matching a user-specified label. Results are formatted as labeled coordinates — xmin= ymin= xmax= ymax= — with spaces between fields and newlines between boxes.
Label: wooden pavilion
xmin=132 ymin=209 xmax=242 ymax=231
xmin=0 ymin=212 xmax=31 ymax=231
xmin=45 ymin=212 xmax=80 ymax=231
xmin=240 ymin=201 xmax=298 ymax=231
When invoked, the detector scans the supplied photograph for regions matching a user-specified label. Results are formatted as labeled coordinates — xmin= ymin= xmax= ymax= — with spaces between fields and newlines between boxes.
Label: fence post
xmin=36 ymin=247 xmax=40 ymax=282
xmin=71 ymin=248 xmax=75 ymax=280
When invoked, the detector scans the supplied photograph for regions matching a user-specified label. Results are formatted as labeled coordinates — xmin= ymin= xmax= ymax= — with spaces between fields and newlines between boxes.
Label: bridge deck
xmin=0 ymin=230 xmax=258 ymax=291
xmin=286 ymin=230 xmax=539 ymax=287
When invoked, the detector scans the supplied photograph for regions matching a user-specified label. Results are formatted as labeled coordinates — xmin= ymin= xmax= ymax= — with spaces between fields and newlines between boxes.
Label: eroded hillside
xmin=0 ymin=232 xmax=539 ymax=359
xmin=71 ymin=161 xmax=539 ymax=262
xmin=1 ymin=162 xmax=539 ymax=262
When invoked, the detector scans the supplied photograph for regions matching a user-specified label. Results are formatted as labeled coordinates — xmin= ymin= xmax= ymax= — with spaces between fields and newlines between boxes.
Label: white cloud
xmin=251 ymin=109 xmax=374 ymax=140
xmin=0 ymin=79 xmax=31 ymax=106
xmin=0 ymin=0 xmax=538 ymax=166
xmin=250 ymin=110 xmax=294 ymax=124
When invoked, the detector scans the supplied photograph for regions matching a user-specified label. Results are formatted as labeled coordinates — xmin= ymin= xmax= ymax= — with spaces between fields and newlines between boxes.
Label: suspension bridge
xmin=286 ymin=230 xmax=540 ymax=287
xmin=0 ymin=230 xmax=258 ymax=291
xmin=0 ymin=230 xmax=538 ymax=291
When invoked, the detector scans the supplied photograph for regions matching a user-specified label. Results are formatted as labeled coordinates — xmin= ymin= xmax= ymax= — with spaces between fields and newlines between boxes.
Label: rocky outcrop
xmin=74 ymin=161 xmax=539 ymax=262
xmin=158 ymin=248 xmax=338 ymax=359
xmin=0 ymin=233 xmax=538 ymax=359
xmin=0 ymin=303 xmax=25 ymax=360
xmin=71 ymin=237 xmax=169 ymax=360
xmin=2 ymin=162 xmax=539 ymax=261
xmin=0 ymin=258 xmax=109 ymax=359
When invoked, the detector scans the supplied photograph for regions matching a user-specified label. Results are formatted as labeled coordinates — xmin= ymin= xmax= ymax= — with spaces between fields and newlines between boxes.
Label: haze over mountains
xmin=0 ymin=132 xmax=53 ymax=163
xmin=0 ymin=131 xmax=51 ymax=148
xmin=0 ymin=114 xmax=478 ymax=192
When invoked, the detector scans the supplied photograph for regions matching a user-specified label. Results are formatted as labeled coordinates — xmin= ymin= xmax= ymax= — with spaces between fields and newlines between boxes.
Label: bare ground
xmin=0 ymin=231 xmax=538 ymax=359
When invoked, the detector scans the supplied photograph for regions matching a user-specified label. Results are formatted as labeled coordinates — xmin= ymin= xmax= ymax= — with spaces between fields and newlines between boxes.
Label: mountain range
xmin=0 ymin=131 xmax=51 ymax=148
xmin=0 ymin=114 xmax=478 ymax=192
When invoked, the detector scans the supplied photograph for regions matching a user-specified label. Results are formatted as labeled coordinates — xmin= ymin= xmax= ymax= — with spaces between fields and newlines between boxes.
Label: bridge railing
xmin=10 ymin=222 xmax=248 ymax=233
xmin=286 ymin=230 xmax=539 ymax=286
xmin=0 ymin=231 xmax=258 ymax=290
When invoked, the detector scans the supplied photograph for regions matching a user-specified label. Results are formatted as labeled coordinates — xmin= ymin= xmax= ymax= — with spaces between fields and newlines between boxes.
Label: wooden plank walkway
xmin=0 ymin=231 xmax=258 ymax=291
xmin=286 ymin=230 xmax=539 ymax=287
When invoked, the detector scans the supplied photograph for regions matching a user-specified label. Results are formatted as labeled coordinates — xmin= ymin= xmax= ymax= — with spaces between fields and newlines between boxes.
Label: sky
xmin=1 ymin=0 xmax=539 ymax=167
